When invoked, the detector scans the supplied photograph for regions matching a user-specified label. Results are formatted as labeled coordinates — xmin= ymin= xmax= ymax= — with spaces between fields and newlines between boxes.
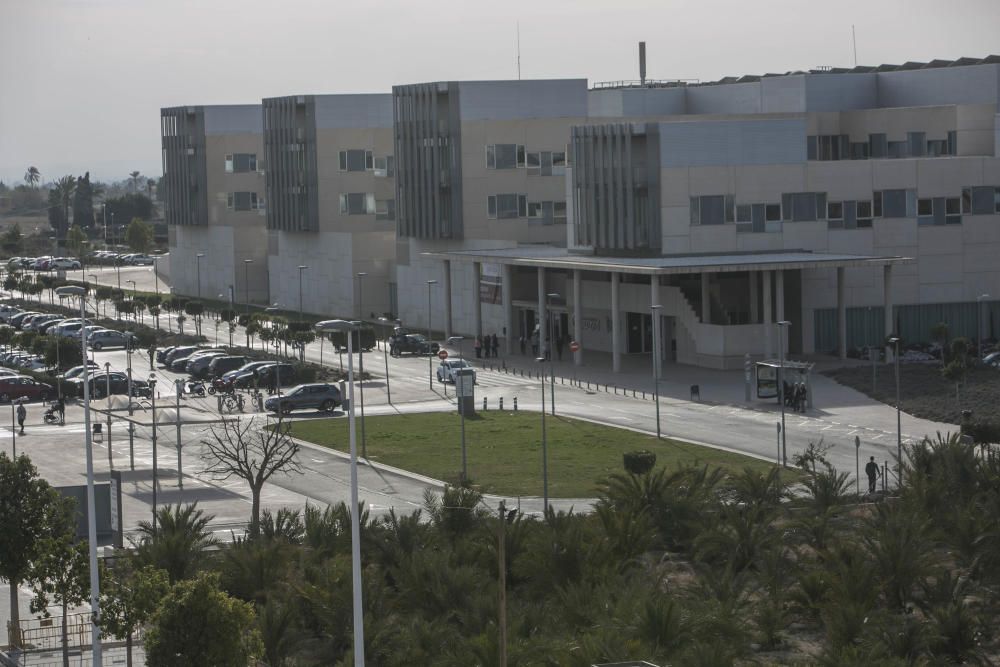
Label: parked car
xmin=169 ymin=348 xmax=226 ymax=372
xmin=9 ymin=312 xmax=40 ymax=329
xmin=222 ymin=361 xmax=275 ymax=385
xmin=50 ymin=319 xmax=91 ymax=338
xmin=390 ymin=333 xmax=440 ymax=357
xmin=49 ymin=257 xmax=82 ymax=270
xmin=185 ymin=351 xmax=230 ymax=378
xmin=23 ymin=314 xmax=62 ymax=332
xmin=264 ymin=383 xmax=341 ymax=414
xmin=207 ymin=355 xmax=249 ymax=378
xmin=163 ymin=345 xmax=200 ymax=366
xmin=437 ymin=358 xmax=476 ymax=384
xmin=58 ymin=362 xmax=100 ymax=380
xmin=232 ymin=362 xmax=297 ymax=389
xmin=0 ymin=376 xmax=53 ymax=402
xmin=36 ymin=318 xmax=68 ymax=335
xmin=0 ymin=304 xmax=22 ymax=321
xmin=88 ymin=330 xmax=136 ymax=350
xmin=30 ymin=256 xmax=52 ymax=270
xmin=129 ymin=254 xmax=155 ymax=266
xmin=67 ymin=372 xmax=149 ymax=399
xmin=156 ymin=346 xmax=176 ymax=363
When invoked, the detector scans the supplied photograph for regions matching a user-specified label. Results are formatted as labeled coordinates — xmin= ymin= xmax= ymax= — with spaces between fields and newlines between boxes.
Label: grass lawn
xmin=287 ymin=411 xmax=788 ymax=497
xmin=823 ymin=364 xmax=999 ymax=425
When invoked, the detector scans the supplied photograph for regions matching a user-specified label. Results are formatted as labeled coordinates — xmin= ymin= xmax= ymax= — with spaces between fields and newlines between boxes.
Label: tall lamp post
xmin=889 ymin=336 xmax=902 ymax=487
xmin=536 ymin=355 xmax=549 ymax=514
xmin=651 ymin=304 xmax=662 ymax=439
xmin=545 ymin=292 xmax=559 ymax=415
xmin=149 ymin=375 xmax=158 ymax=532
xmin=314 ymin=320 xmax=365 ymax=667
xmin=55 ymin=286 xmax=102 ymax=667
xmin=426 ymin=280 xmax=437 ymax=390
xmin=297 ymin=265 xmax=308 ymax=323
xmin=977 ymin=294 xmax=991 ymax=360
xmin=377 ymin=316 xmax=393 ymax=404
xmin=777 ymin=320 xmax=791 ymax=467
xmin=126 ymin=280 xmax=137 ymax=323
xmin=356 ymin=273 xmax=367 ymax=458
xmin=243 ymin=259 xmax=253 ymax=345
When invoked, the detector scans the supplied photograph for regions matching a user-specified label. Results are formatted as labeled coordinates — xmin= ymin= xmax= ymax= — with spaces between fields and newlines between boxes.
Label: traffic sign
xmin=569 ymin=341 xmax=580 ymax=353
xmin=438 ymin=349 xmax=449 ymax=360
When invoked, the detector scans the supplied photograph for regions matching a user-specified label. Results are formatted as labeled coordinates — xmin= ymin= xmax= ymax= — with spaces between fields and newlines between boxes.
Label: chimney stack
xmin=639 ymin=41 xmax=647 ymax=85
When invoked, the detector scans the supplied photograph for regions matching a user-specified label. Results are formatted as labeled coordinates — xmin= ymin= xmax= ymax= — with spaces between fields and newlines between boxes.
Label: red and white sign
xmin=569 ymin=341 xmax=581 ymax=353
xmin=438 ymin=349 xmax=449 ymax=360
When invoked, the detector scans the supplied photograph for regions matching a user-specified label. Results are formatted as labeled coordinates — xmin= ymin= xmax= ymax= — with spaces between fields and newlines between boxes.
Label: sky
xmin=1 ymin=0 xmax=999 ymax=186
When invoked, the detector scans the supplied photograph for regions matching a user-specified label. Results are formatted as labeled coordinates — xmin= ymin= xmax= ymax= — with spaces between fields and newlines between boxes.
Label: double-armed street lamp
xmin=314 ymin=319 xmax=365 ymax=667
xmin=545 ymin=292 xmax=559 ymax=415
xmin=55 ymin=285 xmax=102 ymax=667
xmin=426 ymin=280 xmax=437 ymax=390
xmin=777 ymin=320 xmax=791 ymax=467
xmin=889 ymin=336 xmax=902 ymax=486
xmin=536 ymin=355 xmax=549 ymax=514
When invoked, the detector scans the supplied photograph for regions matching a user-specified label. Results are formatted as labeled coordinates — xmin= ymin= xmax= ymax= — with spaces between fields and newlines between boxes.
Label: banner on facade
xmin=479 ymin=262 xmax=502 ymax=304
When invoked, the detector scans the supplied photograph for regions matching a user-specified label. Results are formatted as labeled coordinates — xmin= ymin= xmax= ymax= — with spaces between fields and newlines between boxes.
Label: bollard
xmin=499 ymin=396 xmax=504 ymax=410
xmin=642 ymin=391 xmax=646 ymax=400
xmin=882 ymin=461 xmax=888 ymax=493
xmin=632 ymin=389 xmax=635 ymax=397
xmin=513 ymin=397 xmax=518 ymax=411
xmin=483 ymin=396 xmax=487 ymax=411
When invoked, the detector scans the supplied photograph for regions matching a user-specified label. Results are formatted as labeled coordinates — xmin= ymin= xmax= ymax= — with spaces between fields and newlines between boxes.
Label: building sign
xmin=479 ymin=263 xmax=502 ymax=305
xmin=582 ymin=317 xmax=601 ymax=332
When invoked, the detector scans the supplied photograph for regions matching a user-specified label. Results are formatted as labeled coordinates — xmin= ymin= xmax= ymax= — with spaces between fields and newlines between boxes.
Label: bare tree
xmin=201 ymin=417 xmax=302 ymax=536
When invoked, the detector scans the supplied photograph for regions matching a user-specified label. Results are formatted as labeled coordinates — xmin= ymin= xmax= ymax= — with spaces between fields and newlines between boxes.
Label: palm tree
xmin=132 ymin=503 xmax=217 ymax=583
xmin=146 ymin=178 xmax=155 ymax=198
xmin=51 ymin=176 xmax=76 ymax=237
xmin=129 ymin=171 xmax=141 ymax=193
xmin=23 ymin=166 xmax=40 ymax=188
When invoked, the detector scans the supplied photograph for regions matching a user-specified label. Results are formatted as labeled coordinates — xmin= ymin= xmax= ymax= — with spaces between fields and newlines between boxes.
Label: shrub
xmin=623 ymin=450 xmax=657 ymax=475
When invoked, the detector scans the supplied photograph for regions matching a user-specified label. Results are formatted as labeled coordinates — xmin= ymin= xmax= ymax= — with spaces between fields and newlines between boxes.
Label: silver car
xmin=88 ymin=329 xmax=136 ymax=351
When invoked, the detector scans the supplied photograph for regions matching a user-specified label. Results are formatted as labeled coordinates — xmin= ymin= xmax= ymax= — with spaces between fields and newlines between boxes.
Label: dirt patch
xmin=822 ymin=362 xmax=999 ymax=425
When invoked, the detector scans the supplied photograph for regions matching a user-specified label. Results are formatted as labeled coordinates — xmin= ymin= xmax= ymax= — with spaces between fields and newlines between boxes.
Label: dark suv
xmin=233 ymin=362 xmax=297 ymax=388
xmin=390 ymin=333 xmax=439 ymax=357
xmin=264 ymin=383 xmax=341 ymax=414
xmin=207 ymin=356 xmax=249 ymax=378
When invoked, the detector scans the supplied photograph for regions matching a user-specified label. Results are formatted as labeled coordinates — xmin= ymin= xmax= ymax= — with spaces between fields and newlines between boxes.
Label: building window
xmin=375 ymin=198 xmax=395 ymax=221
xmin=807 ymin=135 xmax=849 ymax=161
xmin=225 ymin=153 xmax=257 ymax=173
xmin=487 ymin=194 xmax=527 ymax=219
xmin=875 ymin=189 xmax=916 ymax=218
xmin=339 ymin=150 xmax=374 ymax=172
xmin=926 ymin=140 xmax=948 ymax=156
xmin=373 ymin=156 xmax=395 ymax=178
xmin=226 ymin=192 xmax=259 ymax=211
xmin=486 ymin=144 xmax=525 ymax=170
xmin=869 ymin=133 xmax=888 ymax=159
xmin=887 ymin=141 xmax=908 ymax=159
xmin=850 ymin=142 xmax=870 ymax=160
xmin=962 ymin=186 xmax=1000 ymax=215
xmin=689 ymin=195 xmax=731 ymax=225
xmin=781 ymin=192 xmax=825 ymax=222
xmin=553 ymin=201 xmax=567 ymax=222
xmin=907 ymin=132 xmax=926 ymax=158
xmin=339 ymin=192 xmax=375 ymax=215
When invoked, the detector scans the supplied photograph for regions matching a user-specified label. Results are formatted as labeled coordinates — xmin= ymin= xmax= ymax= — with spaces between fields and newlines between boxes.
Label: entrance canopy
xmin=422 ymin=246 xmax=911 ymax=275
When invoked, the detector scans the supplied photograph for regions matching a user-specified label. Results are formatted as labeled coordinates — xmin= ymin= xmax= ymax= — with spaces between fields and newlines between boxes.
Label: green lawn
xmin=287 ymin=411 xmax=786 ymax=497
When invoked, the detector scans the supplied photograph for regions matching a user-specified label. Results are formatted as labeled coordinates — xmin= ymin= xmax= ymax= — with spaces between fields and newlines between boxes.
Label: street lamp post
xmin=889 ymin=336 xmax=902 ymax=487
xmin=378 ymin=316 xmax=393 ymax=404
xmin=104 ymin=362 xmax=113 ymax=470
xmin=777 ymin=320 xmax=791 ymax=467
xmin=127 ymin=280 xmax=137 ymax=322
xmin=314 ymin=320 xmax=365 ymax=667
xmin=977 ymin=294 xmax=991 ymax=360
xmin=127 ymin=346 xmax=135 ymax=471
xmin=536 ymin=355 xmax=549 ymax=514
xmin=55 ymin=286 xmax=102 ymax=667
xmin=546 ymin=293 xmax=559 ymax=415
xmin=297 ymin=265 xmax=308 ymax=324
xmin=243 ymin=259 xmax=253 ymax=345
xmin=426 ymin=280 xmax=437 ymax=390
xmin=451 ymin=336 xmax=468 ymax=482
xmin=651 ymin=304 xmax=662 ymax=439
xmin=149 ymin=375 xmax=158 ymax=533
xmin=356 ymin=273 xmax=367 ymax=458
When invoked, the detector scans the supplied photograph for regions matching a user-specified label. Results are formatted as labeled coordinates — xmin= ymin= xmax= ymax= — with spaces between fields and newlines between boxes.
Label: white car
xmin=50 ymin=319 xmax=92 ymax=338
xmin=49 ymin=257 xmax=82 ymax=270
xmin=88 ymin=329 xmax=136 ymax=350
xmin=436 ymin=358 xmax=477 ymax=384
xmin=0 ymin=305 xmax=21 ymax=322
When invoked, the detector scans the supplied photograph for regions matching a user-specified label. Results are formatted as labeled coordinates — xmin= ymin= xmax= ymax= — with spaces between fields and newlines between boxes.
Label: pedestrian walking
xmin=474 ymin=336 xmax=482 ymax=359
xmin=531 ymin=332 xmax=539 ymax=357
xmin=17 ymin=402 xmax=26 ymax=435
xmin=865 ymin=456 xmax=881 ymax=494
xmin=519 ymin=335 xmax=526 ymax=355
xmin=490 ymin=333 xmax=499 ymax=358
xmin=555 ymin=335 xmax=564 ymax=361
xmin=55 ymin=396 xmax=66 ymax=425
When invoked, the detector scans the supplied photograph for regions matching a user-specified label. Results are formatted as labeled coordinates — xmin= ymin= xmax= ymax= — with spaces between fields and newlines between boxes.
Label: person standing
xmin=555 ymin=334 xmax=564 ymax=362
xmin=17 ymin=402 xmax=26 ymax=435
xmin=474 ymin=336 xmax=483 ymax=359
xmin=519 ymin=335 xmax=526 ymax=355
xmin=865 ymin=456 xmax=881 ymax=494
xmin=491 ymin=333 xmax=499 ymax=358
xmin=55 ymin=396 xmax=66 ymax=425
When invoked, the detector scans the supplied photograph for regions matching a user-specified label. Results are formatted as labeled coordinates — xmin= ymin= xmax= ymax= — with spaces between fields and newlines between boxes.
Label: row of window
xmin=486 ymin=194 xmax=567 ymax=222
xmin=338 ymin=193 xmax=395 ymax=220
xmin=485 ymin=144 xmax=567 ymax=175
xmin=338 ymin=150 xmax=395 ymax=177
xmin=226 ymin=192 xmax=261 ymax=211
xmin=807 ymin=131 xmax=957 ymax=161
xmin=225 ymin=153 xmax=258 ymax=173
xmin=690 ymin=186 xmax=1000 ymax=231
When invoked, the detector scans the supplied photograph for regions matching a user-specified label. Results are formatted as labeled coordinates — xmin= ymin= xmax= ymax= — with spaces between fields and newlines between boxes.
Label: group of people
xmin=473 ymin=333 xmax=500 ymax=359
xmin=782 ymin=380 xmax=808 ymax=413
xmin=519 ymin=330 xmax=567 ymax=361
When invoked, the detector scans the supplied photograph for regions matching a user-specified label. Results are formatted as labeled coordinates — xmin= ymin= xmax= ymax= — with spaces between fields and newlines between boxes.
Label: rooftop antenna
xmin=851 ymin=25 xmax=858 ymax=67
xmin=639 ymin=41 xmax=647 ymax=85
xmin=516 ymin=22 xmax=521 ymax=80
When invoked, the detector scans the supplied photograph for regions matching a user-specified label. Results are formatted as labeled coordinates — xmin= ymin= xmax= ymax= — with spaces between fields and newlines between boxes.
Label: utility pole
xmin=497 ymin=500 xmax=508 ymax=667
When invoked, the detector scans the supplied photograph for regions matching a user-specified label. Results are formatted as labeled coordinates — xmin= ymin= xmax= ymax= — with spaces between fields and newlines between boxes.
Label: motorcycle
xmin=208 ymin=377 xmax=233 ymax=395
xmin=43 ymin=407 xmax=63 ymax=425
xmin=182 ymin=380 xmax=206 ymax=397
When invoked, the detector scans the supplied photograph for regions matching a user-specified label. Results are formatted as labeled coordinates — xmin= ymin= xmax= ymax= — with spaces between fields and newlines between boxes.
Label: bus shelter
xmin=755 ymin=359 xmax=815 ymax=409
